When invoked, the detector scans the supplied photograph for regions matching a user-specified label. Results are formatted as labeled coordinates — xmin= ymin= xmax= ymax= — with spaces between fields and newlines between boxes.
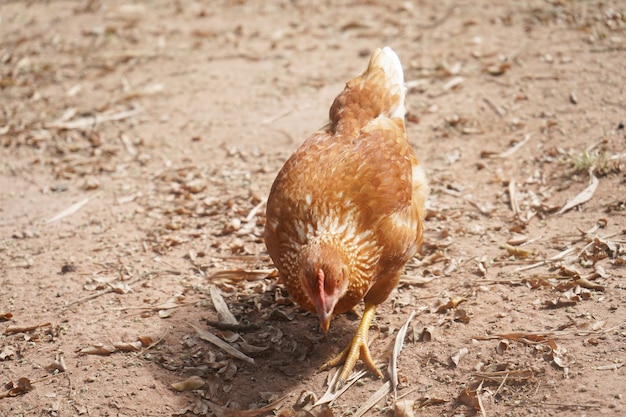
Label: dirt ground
xmin=1 ymin=0 xmax=625 ymax=416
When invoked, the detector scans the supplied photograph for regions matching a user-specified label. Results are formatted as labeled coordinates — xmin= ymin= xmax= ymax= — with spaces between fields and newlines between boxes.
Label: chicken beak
xmin=318 ymin=310 xmax=332 ymax=333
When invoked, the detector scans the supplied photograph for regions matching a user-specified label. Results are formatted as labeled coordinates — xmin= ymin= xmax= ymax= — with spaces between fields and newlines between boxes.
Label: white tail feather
xmin=370 ymin=47 xmax=406 ymax=119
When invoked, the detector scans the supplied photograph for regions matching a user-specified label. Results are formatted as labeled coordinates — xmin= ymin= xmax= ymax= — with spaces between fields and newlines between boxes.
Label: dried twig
xmin=315 ymin=369 xmax=367 ymax=406
xmin=483 ymin=97 xmax=506 ymax=117
xmin=491 ymin=133 xmax=533 ymax=158
xmin=3 ymin=322 xmax=52 ymax=335
xmin=515 ymin=246 xmax=577 ymax=272
xmin=353 ymin=380 xmax=392 ymax=417
xmin=389 ymin=311 xmax=416 ymax=398
xmin=45 ymin=192 xmax=102 ymax=224
xmin=509 ymin=178 xmax=520 ymax=215
xmin=46 ymin=108 xmax=141 ymax=130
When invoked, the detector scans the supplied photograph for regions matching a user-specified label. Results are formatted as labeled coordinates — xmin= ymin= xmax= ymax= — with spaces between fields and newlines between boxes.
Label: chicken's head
xmin=300 ymin=243 xmax=349 ymax=333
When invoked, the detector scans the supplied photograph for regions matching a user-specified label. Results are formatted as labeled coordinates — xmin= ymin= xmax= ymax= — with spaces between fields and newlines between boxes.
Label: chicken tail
xmin=329 ymin=47 xmax=407 ymax=135
xmin=367 ymin=46 xmax=406 ymax=119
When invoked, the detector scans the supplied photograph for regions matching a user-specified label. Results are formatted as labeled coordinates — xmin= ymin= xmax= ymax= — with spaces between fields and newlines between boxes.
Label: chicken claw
xmin=322 ymin=302 xmax=383 ymax=389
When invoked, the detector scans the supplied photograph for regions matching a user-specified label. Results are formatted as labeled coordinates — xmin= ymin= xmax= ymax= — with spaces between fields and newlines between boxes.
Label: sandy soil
xmin=1 ymin=1 xmax=625 ymax=416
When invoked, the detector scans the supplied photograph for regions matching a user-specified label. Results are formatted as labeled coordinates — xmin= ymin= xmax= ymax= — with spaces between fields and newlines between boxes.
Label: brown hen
xmin=264 ymin=47 xmax=429 ymax=387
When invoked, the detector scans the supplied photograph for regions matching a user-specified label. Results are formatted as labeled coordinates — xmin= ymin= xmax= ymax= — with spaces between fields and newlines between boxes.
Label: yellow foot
xmin=321 ymin=303 xmax=383 ymax=389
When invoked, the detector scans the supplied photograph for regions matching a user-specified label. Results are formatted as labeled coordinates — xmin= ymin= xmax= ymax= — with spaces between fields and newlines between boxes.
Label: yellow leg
xmin=322 ymin=302 xmax=383 ymax=389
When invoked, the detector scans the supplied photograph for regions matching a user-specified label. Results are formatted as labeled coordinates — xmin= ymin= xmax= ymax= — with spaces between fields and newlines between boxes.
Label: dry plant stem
xmin=324 ymin=302 xmax=382 ymax=389
xmin=137 ymin=331 xmax=168 ymax=357
xmin=44 ymin=192 xmax=102 ymax=224
xmin=46 ymin=108 xmax=141 ymax=130
xmin=476 ymin=380 xmax=487 ymax=417
xmin=389 ymin=310 xmax=416 ymax=397
xmin=315 ymin=369 xmax=367 ymax=406
xmin=352 ymin=380 xmax=392 ymax=417
xmin=493 ymin=133 xmax=533 ymax=158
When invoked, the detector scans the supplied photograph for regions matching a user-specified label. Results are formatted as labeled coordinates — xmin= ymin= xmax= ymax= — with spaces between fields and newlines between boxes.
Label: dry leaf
xmin=496 ymin=339 xmax=510 ymax=355
xmin=547 ymin=339 xmax=571 ymax=370
xmin=389 ymin=311 xmax=416 ymax=397
xmin=399 ymin=275 xmax=434 ymax=285
xmin=576 ymin=320 xmax=606 ymax=334
xmin=503 ymin=243 xmax=533 ymax=258
xmin=574 ymin=276 xmax=605 ymax=291
xmin=238 ymin=342 xmax=270 ymax=354
xmin=436 ymin=297 xmax=466 ymax=313
xmin=0 ymin=377 xmax=32 ymax=399
xmin=78 ymin=344 xmax=117 ymax=355
xmin=191 ymin=324 xmax=254 ymax=364
xmin=506 ymin=234 xmax=528 ymax=246
xmin=485 ymin=61 xmax=511 ymax=76
xmin=4 ymin=322 xmax=52 ymax=334
xmin=113 ymin=341 xmax=143 ymax=352
xmin=208 ymin=269 xmax=276 ymax=285
xmin=158 ymin=309 xmax=172 ymax=318
xmin=458 ymin=386 xmax=481 ymax=411
xmin=393 ymin=399 xmax=415 ymax=417
xmin=109 ymin=282 xmax=133 ymax=294
xmin=493 ymin=332 xmax=550 ymax=344
xmin=419 ymin=326 xmax=433 ymax=342
xmin=0 ymin=345 xmax=16 ymax=360
xmin=210 ymin=285 xmax=239 ymax=325
xmin=217 ymin=359 xmax=238 ymax=380
xmin=558 ymin=175 xmax=599 ymax=214
xmin=451 ymin=347 xmax=469 ymax=367
xmin=45 ymin=354 xmax=67 ymax=373
xmin=595 ymin=363 xmax=623 ymax=371
xmin=454 ymin=309 xmax=470 ymax=324
xmin=171 ymin=375 xmax=205 ymax=392
xmin=523 ymin=277 xmax=551 ymax=289
xmin=308 ymin=405 xmax=334 ymax=417
xmin=545 ymin=292 xmax=581 ymax=308
xmin=220 ymin=331 xmax=240 ymax=343
xmin=0 ymin=312 xmax=13 ymax=321
xmin=442 ymin=76 xmax=464 ymax=91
